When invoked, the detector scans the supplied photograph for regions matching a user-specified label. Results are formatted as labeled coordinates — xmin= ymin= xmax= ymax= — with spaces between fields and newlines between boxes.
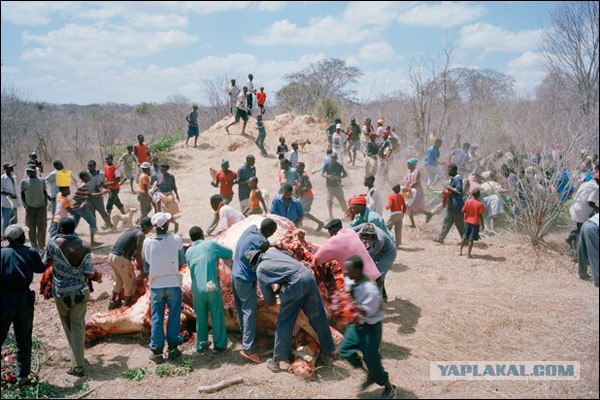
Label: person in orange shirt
xmin=257 ymin=87 xmax=266 ymax=115
xmin=385 ymin=184 xmax=407 ymax=248
xmin=460 ymin=188 xmax=486 ymax=258
xmin=138 ymin=162 xmax=152 ymax=219
xmin=49 ymin=186 xmax=71 ymax=238
xmin=134 ymin=134 xmax=150 ymax=184
xmin=243 ymin=177 xmax=268 ymax=216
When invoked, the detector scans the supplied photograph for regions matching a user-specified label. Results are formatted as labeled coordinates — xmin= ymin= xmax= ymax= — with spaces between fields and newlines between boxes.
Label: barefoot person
xmin=185 ymin=105 xmax=200 ymax=147
xmin=225 ymin=86 xmax=249 ymax=135
xmin=460 ymin=188 xmax=485 ymax=258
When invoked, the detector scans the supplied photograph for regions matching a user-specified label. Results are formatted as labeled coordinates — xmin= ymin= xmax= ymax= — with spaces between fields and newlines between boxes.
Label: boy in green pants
xmin=339 ymin=255 xmax=396 ymax=399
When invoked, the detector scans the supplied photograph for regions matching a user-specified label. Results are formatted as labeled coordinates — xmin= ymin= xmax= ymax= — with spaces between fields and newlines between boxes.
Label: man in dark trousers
xmin=434 ymin=164 xmax=465 ymax=244
xmin=246 ymin=247 xmax=336 ymax=373
xmin=1 ymin=224 xmax=46 ymax=386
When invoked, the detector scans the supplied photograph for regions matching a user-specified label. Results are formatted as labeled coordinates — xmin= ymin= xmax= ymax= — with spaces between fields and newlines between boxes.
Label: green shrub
xmin=147 ymin=132 xmax=185 ymax=155
xmin=314 ymin=98 xmax=340 ymax=121
xmin=123 ymin=367 xmax=148 ymax=381
xmin=154 ymin=357 xmax=193 ymax=377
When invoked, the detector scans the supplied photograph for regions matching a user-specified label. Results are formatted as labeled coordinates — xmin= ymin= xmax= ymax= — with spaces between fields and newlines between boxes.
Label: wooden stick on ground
xmin=198 ymin=376 xmax=244 ymax=394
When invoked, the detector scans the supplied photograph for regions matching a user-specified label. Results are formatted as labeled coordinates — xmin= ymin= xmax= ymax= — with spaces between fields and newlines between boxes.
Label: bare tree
xmin=541 ymin=1 xmax=599 ymax=116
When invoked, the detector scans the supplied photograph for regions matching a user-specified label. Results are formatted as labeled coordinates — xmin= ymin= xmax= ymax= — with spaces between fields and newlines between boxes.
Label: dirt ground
xmin=10 ymin=114 xmax=599 ymax=398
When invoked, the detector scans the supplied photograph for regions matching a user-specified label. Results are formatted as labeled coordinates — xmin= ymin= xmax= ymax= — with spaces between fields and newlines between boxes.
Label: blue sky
xmin=1 ymin=1 xmax=559 ymax=105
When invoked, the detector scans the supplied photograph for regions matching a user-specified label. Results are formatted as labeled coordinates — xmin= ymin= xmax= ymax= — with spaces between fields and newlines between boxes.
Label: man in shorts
xmin=185 ymin=105 xmax=200 ymax=147
xmin=225 ymin=87 xmax=249 ymax=135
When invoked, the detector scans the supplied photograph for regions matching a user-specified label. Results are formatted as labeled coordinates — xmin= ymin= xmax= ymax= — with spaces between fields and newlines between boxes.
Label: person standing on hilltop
xmin=134 ymin=134 xmax=150 ymax=184
xmin=118 ymin=145 xmax=139 ymax=193
xmin=225 ymin=86 xmax=249 ymax=135
xmin=246 ymin=74 xmax=256 ymax=116
xmin=185 ymin=105 xmax=200 ymax=148
xmin=227 ymin=79 xmax=241 ymax=117
xmin=255 ymin=114 xmax=268 ymax=156
xmin=257 ymin=87 xmax=266 ymax=115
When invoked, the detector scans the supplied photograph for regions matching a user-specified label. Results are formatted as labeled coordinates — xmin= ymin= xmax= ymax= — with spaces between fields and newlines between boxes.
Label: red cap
xmin=350 ymin=194 xmax=367 ymax=205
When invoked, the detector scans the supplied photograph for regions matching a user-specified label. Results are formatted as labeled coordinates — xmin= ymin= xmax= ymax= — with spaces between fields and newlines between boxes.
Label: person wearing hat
xmin=348 ymin=194 xmax=393 ymax=240
xmin=325 ymin=118 xmax=342 ymax=147
xmin=104 ymin=154 xmax=127 ymax=217
xmin=185 ymin=226 xmax=233 ymax=353
xmin=357 ymin=223 xmax=396 ymax=302
xmin=44 ymin=160 xmax=65 ymax=218
xmin=138 ymin=162 xmax=153 ymax=220
xmin=143 ymin=212 xmax=185 ymax=363
xmin=211 ymin=160 xmax=237 ymax=205
xmin=246 ymin=247 xmax=336 ymax=373
xmin=236 ymin=155 xmax=257 ymax=211
xmin=322 ymin=153 xmax=348 ymax=220
xmin=270 ymin=183 xmax=304 ymax=225
xmin=27 ymin=152 xmax=43 ymax=177
xmin=232 ymin=218 xmax=277 ymax=364
xmin=312 ymin=219 xmax=381 ymax=281
xmin=402 ymin=157 xmax=433 ymax=228
xmin=1 ymin=162 xmax=19 ymax=235
xmin=338 ymin=256 xmax=396 ymax=400
xmin=332 ymin=124 xmax=346 ymax=164
xmin=46 ymin=217 xmax=99 ymax=377
xmin=1 ymin=224 xmax=45 ymax=386
xmin=20 ymin=165 xmax=49 ymax=251
xmin=86 ymin=160 xmax=113 ymax=230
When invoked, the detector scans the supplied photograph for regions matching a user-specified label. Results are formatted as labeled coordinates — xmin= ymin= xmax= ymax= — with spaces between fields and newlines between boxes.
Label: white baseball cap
xmin=151 ymin=212 xmax=172 ymax=228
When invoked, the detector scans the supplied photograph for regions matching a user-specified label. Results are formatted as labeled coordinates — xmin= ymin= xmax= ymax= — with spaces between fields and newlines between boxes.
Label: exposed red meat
xmin=81 ymin=215 xmax=356 ymax=378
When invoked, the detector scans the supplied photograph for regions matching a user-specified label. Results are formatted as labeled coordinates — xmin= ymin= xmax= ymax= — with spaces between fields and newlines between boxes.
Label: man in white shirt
xmin=143 ymin=212 xmax=185 ymax=363
xmin=364 ymin=174 xmax=384 ymax=216
xmin=227 ymin=79 xmax=241 ymax=116
xmin=578 ymin=213 xmax=599 ymax=286
xmin=210 ymin=194 xmax=245 ymax=235
xmin=567 ymin=172 xmax=599 ymax=247
xmin=286 ymin=142 xmax=299 ymax=169
xmin=246 ymin=73 xmax=256 ymax=115
xmin=1 ymin=162 xmax=19 ymax=235
xmin=225 ymin=87 xmax=250 ymax=136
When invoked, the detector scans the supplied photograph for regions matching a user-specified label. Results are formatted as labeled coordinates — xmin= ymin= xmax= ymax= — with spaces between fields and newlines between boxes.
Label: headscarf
xmin=407 ymin=158 xmax=418 ymax=167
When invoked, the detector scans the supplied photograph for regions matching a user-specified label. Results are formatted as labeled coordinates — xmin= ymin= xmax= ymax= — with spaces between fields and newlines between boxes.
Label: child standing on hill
xmin=277 ymin=137 xmax=288 ymax=160
xmin=460 ymin=188 xmax=486 ymax=258
xmin=257 ymin=87 xmax=266 ymax=115
xmin=385 ymin=184 xmax=407 ymax=248
xmin=255 ymin=114 xmax=268 ymax=156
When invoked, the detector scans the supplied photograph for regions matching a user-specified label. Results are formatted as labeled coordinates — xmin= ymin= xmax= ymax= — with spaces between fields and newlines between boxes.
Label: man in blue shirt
xmin=435 ymin=164 xmax=465 ymax=244
xmin=232 ymin=218 xmax=277 ymax=363
xmin=270 ymin=183 xmax=304 ymax=225
xmin=1 ymin=224 xmax=45 ymax=386
xmin=235 ymin=155 xmax=256 ymax=211
xmin=423 ymin=138 xmax=444 ymax=188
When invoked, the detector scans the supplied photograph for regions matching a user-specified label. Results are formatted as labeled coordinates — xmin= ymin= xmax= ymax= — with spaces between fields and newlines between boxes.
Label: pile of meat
xmin=59 ymin=215 xmax=359 ymax=378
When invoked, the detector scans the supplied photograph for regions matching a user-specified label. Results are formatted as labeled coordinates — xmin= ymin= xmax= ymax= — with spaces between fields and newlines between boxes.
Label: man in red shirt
xmin=104 ymin=154 xmax=127 ymax=216
xmin=211 ymin=160 xmax=237 ymax=204
xmin=134 ymin=134 xmax=150 ymax=183
xmin=257 ymin=87 xmax=266 ymax=115
xmin=460 ymin=188 xmax=486 ymax=258
xmin=385 ymin=184 xmax=407 ymax=248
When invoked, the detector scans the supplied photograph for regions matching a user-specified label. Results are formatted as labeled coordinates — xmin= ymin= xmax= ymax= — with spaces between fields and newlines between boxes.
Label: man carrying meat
xmin=232 ymin=218 xmax=277 ymax=364
xmin=246 ymin=247 xmax=336 ymax=373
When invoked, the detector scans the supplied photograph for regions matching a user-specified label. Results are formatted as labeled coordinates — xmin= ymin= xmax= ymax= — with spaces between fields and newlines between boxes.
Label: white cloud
xmin=257 ymin=1 xmax=287 ymax=11
xmin=21 ymin=23 xmax=198 ymax=73
xmin=459 ymin=23 xmax=545 ymax=53
xmin=506 ymin=50 xmax=547 ymax=95
xmin=1 ymin=1 xmax=80 ymax=26
xmin=358 ymin=42 xmax=396 ymax=63
xmin=398 ymin=1 xmax=485 ymax=28
xmin=247 ymin=1 xmax=417 ymax=46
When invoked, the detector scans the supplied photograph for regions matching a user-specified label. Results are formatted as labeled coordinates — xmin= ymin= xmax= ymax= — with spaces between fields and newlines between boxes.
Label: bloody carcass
xmin=82 ymin=215 xmax=359 ymax=378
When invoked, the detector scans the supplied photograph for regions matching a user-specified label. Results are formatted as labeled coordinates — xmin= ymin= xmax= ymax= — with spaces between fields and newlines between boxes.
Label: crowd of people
xmin=1 ymin=80 xmax=598 ymax=398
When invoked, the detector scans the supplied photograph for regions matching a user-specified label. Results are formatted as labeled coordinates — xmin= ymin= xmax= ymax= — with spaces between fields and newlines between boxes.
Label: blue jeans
xmin=1 ymin=207 xmax=17 ymax=234
xmin=246 ymin=93 xmax=253 ymax=111
xmin=578 ymin=219 xmax=599 ymax=284
xmin=72 ymin=207 xmax=97 ymax=234
xmin=150 ymin=287 xmax=183 ymax=351
xmin=232 ymin=278 xmax=257 ymax=351
xmin=255 ymin=132 xmax=267 ymax=154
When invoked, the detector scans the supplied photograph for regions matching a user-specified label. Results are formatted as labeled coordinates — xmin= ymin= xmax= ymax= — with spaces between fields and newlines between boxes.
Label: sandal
xmin=240 ymin=350 xmax=260 ymax=364
xmin=66 ymin=366 xmax=85 ymax=377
